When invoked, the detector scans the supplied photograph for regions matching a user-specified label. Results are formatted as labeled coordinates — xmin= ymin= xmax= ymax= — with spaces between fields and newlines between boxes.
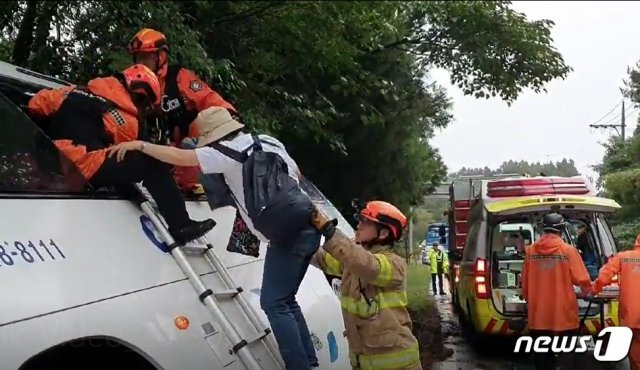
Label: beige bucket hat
xmin=194 ymin=107 xmax=244 ymax=148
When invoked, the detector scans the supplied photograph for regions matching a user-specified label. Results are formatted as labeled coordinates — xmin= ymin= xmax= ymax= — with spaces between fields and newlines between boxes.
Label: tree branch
xmin=211 ymin=1 xmax=290 ymax=26
xmin=11 ymin=0 xmax=38 ymax=66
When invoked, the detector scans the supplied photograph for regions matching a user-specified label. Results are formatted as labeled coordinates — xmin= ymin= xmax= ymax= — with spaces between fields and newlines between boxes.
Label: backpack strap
xmin=258 ymin=137 xmax=281 ymax=150
xmin=251 ymin=133 xmax=263 ymax=151
xmin=209 ymin=134 xmax=281 ymax=162
xmin=209 ymin=142 xmax=249 ymax=162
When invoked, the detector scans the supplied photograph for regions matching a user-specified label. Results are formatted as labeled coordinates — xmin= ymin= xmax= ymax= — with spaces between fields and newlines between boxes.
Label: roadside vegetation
xmin=595 ymin=61 xmax=640 ymax=249
xmin=406 ymin=262 xmax=452 ymax=368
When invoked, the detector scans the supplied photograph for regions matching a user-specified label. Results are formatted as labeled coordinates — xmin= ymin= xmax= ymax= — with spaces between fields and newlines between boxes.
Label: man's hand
xmin=311 ymin=206 xmax=338 ymax=239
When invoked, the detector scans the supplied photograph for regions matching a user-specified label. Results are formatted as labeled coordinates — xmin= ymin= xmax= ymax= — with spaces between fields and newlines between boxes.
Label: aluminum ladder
xmin=134 ymin=183 xmax=284 ymax=370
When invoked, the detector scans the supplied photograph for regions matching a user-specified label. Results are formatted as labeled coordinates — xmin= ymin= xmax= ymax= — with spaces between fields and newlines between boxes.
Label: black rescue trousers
xmin=90 ymin=151 xmax=191 ymax=231
xmin=528 ymin=329 xmax=579 ymax=370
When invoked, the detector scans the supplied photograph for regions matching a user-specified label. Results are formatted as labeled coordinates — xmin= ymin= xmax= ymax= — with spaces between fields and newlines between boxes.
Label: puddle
xmin=430 ymin=281 xmax=533 ymax=370
xmin=429 ymin=280 xmax=631 ymax=370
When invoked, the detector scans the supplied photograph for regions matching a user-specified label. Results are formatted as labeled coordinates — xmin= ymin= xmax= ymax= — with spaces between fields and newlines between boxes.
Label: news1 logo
xmin=514 ymin=327 xmax=633 ymax=362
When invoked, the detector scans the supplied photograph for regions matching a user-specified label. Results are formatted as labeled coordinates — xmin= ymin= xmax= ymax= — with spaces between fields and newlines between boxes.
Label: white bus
xmin=0 ymin=60 xmax=350 ymax=370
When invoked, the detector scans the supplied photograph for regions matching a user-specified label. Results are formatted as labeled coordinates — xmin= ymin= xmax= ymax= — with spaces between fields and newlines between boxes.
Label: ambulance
xmin=0 ymin=60 xmax=350 ymax=369
xmin=447 ymin=175 xmax=621 ymax=338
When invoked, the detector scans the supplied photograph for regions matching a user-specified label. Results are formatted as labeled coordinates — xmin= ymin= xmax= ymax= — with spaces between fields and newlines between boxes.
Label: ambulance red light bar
xmin=486 ymin=177 xmax=590 ymax=198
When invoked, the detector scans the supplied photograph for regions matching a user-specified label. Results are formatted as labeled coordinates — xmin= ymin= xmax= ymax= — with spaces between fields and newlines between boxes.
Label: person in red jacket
xmin=592 ymin=234 xmax=640 ymax=370
xmin=521 ymin=212 xmax=592 ymax=370
xmin=127 ymin=28 xmax=236 ymax=196
xmin=28 ymin=64 xmax=215 ymax=245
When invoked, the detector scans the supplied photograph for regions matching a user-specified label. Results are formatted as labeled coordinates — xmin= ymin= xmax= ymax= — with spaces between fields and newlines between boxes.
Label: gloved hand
xmin=311 ymin=206 xmax=338 ymax=239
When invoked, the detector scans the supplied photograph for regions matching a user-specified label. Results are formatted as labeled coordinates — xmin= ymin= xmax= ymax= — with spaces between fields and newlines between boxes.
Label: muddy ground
xmin=409 ymin=303 xmax=453 ymax=369
xmin=412 ymin=281 xmax=631 ymax=370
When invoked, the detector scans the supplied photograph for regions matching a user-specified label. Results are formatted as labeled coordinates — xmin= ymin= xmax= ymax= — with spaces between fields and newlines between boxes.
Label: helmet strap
xmin=360 ymin=225 xmax=394 ymax=248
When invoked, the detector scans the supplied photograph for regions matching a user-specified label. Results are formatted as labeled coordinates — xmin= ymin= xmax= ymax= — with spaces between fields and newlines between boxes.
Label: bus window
xmin=0 ymin=91 xmax=89 ymax=195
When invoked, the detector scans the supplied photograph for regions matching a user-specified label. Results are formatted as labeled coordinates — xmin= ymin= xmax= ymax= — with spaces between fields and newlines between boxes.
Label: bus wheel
xmin=20 ymin=337 xmax=157 ymax=370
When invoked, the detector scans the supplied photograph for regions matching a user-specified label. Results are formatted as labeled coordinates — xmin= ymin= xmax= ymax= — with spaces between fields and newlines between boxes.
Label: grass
xmin=406 ymin=261 xmax=436 ymax=312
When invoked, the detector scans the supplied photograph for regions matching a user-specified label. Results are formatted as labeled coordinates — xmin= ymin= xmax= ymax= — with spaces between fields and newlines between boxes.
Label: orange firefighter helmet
xmin=121 ymin=64 xmax=162 ymax=107
xmin=357 ymin=200 xmax=407 ymax=242
xmin=128 ymin=28 xmax=169 ymax=77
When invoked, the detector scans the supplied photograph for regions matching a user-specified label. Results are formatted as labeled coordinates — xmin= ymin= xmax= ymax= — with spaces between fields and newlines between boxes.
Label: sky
xmin=429 ymin=1 xmax=640 ymax=182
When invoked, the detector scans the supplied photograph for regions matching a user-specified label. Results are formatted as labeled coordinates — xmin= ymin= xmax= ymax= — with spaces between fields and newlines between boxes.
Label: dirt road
xmin=430 ymin=279 xmax=631 ymax=370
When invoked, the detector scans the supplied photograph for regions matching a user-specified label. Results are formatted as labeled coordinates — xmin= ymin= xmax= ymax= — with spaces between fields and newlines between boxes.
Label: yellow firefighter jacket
xmin=312 ymin=229 xmax=422 ymax=370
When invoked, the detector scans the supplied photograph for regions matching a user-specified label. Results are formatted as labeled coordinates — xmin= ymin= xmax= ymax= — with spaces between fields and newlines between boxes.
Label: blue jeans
xmin=260 ymin=228 xmax=321 ymax=369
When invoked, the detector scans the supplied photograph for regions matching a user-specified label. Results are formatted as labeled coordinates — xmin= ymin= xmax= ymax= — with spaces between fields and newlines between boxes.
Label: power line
xmin=589 ymin=98 xmax=628 ymax=140
xmin=589 ymin=99 xmax=623 ymax=126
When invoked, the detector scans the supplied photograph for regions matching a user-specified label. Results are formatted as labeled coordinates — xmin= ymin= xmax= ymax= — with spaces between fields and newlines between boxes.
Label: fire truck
xmin=446 ymin=174 xmax=622 ymax=337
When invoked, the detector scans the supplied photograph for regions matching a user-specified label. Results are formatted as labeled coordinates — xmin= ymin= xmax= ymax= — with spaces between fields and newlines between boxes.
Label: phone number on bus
xmin=0 ymin=239 xmax=66 ymax=267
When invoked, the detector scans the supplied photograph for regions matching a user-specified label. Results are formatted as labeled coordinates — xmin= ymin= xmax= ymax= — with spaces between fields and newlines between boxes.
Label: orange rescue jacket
xmin=28 ymin=77 xmax=141 ymax=180
xmin=522 ymin=233 xmax=592 ymax=331
xmin=158 ymin=66 xmax=237 ymax=191
xmin=594 ymin=236 xmax=640 ymax=328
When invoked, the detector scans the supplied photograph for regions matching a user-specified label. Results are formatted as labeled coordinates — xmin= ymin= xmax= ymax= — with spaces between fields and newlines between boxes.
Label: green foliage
xmin=406 ymin=262 xmax=436 ymax=312
xmin=406 ymin=1 xmax=573 ymax=103
xmin=1 ymin=1 xmax=571 ymax=217
xmin=450 ymin=158 xmax=581 ymax=178
xmin=410 ymin=208 xmax=435 ymax=247
xmin=422 ymin=198 xmax=449 ymax=223
xmin=594 ymin=61 xmax=640 ymax=249
xmin=611 ymin=219 xmax=640 ymax=251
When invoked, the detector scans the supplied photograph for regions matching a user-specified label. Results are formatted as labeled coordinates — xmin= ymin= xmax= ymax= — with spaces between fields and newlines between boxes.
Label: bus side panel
xmin=1 ymin=279 xmax=244 ymax=370
xmin=2 ymin=261 xmax=349 ymax=370
xmin=212 ymin=260 xmax=350 ymax=369
xmin=0 ymin=199 xmax=262 ymax=327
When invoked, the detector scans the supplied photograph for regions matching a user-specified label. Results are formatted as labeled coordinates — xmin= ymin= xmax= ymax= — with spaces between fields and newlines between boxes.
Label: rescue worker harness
xmin=143 ymin=65 xmax=197 ymax=145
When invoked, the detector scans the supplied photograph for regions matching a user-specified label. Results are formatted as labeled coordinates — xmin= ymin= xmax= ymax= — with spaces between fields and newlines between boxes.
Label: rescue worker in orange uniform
xmin=310 ymin=201 xmax=422 ymax=370
xmin=592 ymin=233 xmax=640 ymax=370
xmin=127 ymin=28 xmax=236 ymax=198
xmin=27 ymin=64 xmax=215 ymax=245
xmin=521 ymin=212 xmax=592 ymax=370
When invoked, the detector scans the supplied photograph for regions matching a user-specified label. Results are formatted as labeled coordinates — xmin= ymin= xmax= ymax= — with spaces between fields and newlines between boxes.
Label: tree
xmin=592 ymin=59 xmax=640 ymax=248
xmin=1 ymin=1 xmax=572 ymax=216
xmin=450 ymin=158 xmax=580 ymax=178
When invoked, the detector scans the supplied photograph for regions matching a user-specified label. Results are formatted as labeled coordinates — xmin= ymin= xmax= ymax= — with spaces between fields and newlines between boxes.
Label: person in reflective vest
xmin=127 ymin=27 xmax=236 ymax=196
xmin=521 ymin=212 xmax=592 ymax=370
xmin=310 ymin=200 xmax=422 ymax=370
xmin=592 ymin=233 xmax=640 ymax=370
xmin=27 ymin=64 xmax=215 ymax=245
xmin=428 ymin=242 xmax=449 ymax=296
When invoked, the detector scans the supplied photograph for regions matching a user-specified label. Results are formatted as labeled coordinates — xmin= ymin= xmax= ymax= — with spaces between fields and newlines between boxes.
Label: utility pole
xmin=408 ymin=206 xmax=414 ymax=261
xmin=590 ymin=100 xmax=626 ymax=140
xmin=622 ymin=100 xmax=626 ymax=141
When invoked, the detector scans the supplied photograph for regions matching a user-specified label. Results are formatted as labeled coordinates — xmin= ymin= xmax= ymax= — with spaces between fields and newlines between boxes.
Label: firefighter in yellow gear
xmin=310 ymin=200 xmax=422 ymax=370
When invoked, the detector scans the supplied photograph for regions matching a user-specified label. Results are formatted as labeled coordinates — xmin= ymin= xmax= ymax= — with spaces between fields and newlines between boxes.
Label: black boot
xmin=170 ymin=219 xmax=216 ymax=245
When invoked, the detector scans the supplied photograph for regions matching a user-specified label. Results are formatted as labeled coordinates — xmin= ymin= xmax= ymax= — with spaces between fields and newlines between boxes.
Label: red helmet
xmin=357 ymin=201 xmax=407 ymax=242
xmin=121 ymin=64 xmax=161 ymax=107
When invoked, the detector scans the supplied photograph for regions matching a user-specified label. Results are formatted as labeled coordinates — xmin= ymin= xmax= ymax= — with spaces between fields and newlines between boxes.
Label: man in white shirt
xmin=107 ymin=106 xmax=321 ymax=370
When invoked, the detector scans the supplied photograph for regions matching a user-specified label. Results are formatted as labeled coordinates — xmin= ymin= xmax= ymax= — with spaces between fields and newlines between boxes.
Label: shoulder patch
xmin=189 ymin=80 xmax=203 ymax=92
xmin=107 ymin=107 xmax=126 ymax=127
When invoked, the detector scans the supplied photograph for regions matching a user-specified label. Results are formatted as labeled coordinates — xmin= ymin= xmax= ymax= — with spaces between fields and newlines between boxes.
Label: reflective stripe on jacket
xmin=427 ymin=249 xmax=449 ymax=274
xmin=312 ymin=229 xmax=422 ymax=370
